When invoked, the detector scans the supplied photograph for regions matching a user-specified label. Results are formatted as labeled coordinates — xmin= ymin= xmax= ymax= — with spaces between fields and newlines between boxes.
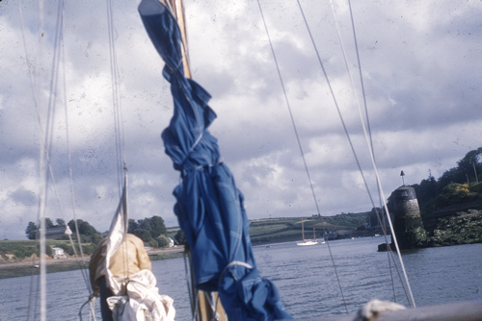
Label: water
xmin=1 ymin=237 xmax=481 ymax=320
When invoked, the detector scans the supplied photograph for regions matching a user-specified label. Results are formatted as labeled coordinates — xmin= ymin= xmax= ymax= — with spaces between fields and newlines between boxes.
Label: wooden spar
xmin=167 ymin=0 xmax=191 ymax=78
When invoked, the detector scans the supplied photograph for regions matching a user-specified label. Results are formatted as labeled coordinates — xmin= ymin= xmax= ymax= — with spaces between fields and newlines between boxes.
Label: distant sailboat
xmin=297 ymin=218 xmax=318 ymax=246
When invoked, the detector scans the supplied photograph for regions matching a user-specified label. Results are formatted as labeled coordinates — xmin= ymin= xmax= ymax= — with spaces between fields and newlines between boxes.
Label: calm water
xmin=1 ymin=237 xmax=481 ymax=320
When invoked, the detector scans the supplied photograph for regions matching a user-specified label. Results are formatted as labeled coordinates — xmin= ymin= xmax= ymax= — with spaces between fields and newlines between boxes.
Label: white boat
xmin=297 ymin=240 xmax=318 ymax=246
xmin=297 ymin=218 xmax=318 ymax=246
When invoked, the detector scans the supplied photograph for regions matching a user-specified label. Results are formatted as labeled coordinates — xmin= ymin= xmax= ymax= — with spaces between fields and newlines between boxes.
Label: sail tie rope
xmin=256 ymin=0 xmax=349 ymax=314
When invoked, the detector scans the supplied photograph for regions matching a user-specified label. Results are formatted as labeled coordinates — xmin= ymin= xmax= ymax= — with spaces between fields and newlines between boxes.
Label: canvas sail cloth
xmin=138 ymin=0 xmax=292 ymax=320
xmin=104 ymin=175 xmax=175 ymax=321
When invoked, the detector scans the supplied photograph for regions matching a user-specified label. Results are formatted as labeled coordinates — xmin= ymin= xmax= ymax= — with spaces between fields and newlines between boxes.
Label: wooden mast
xmin=166 ymin=0 xmax=225 ymax=319
xmin=167 ymin=0 xmax=191 ymax=78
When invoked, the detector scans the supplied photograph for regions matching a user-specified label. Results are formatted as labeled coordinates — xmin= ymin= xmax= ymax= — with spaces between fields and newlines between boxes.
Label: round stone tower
xmin=392 ymin=186 xmax=427 ymax=249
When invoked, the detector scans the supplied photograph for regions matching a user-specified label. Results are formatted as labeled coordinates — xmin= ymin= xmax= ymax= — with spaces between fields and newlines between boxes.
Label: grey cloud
xmin=2 ymin=0 xmax=482 ymax=240
xmin=9 ymin=187 xmax=36 ymax=207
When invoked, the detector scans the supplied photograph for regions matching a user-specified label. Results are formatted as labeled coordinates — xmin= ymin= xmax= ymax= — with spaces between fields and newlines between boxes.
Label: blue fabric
xmin=138 ymin=0 xmax=292 ymax=320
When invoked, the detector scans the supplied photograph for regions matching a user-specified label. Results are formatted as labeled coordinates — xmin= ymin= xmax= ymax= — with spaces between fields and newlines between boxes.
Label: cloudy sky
xmin=1 ymin=0 xmax=481 ymax=240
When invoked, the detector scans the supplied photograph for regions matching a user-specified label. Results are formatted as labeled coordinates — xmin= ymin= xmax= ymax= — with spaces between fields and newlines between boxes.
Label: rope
xmin=37 ymin=0 xmax=48 ymax=319
xmin=79 ymin=295 xmax=97 ymax=321
xmin=327 ymin=0 xmax=400 ymax=303
xmin=59 ymin=4 xmax=93 ymax=287
xmin=326 ymin=0 xmax=416 ymax=307
xmin=18 ymin=4 xmax=40 ymax=320
xmin=20 ymin=0 xmax=94 ymax=317
xmin=106 ymin=0 xmax=127 ymax=194
xmin=256 ymin=0 xmax=349 ymax=314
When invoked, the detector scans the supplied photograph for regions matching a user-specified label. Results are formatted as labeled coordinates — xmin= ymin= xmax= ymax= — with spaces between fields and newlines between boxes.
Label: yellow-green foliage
xmin=435 ymin=182 xmax=479 ymax=208
xmin=470 ymin=182 xmax=482 ymax=193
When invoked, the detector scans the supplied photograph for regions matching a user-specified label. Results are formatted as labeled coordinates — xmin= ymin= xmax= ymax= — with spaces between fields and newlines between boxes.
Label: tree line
xmin=395 ymin=147 xmax=482 ymax=218
xmin=25 ymin=215 xmax=186 ymax=252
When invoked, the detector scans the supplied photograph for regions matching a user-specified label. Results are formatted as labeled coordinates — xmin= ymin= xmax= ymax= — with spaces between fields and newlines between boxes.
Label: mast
xmin=301 ymin=217 xmax=305 ymax=241
xmin=165 ymin=1 xmax=225 ymax=319
xmin=167 ymin=0 xmax=191 ymax=78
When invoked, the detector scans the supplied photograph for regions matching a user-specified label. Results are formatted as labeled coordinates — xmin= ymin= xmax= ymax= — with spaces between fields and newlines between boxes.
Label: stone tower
xmin=392 ymin=186 xmax=427 ymax=249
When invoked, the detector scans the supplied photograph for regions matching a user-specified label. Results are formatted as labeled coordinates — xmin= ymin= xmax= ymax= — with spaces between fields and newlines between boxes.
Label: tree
xmin=174 ymin=229 xmax=186 ymax=245
xmin=436 ymin=148 xmax=482 ymax=188
xmin=135 ymin=229 xmax=152 ymax=243
xmin=56 ymin=218 xmax=65 ymax=227
xmin=68 ymin=219 xmax=97 ymax=236
xmin=434 ymin=182 xmax=475 ymax=208
xmin=148 ymin=216 xmax=167 ymax=237
xmin=45 ymin=218 xmax=56 ymax=229
xmin=130 ymin=216 xmax=167 ymax=242
xmin=156 ymin=234 xmax=169 ymax=248
xmin=67 ymin=219 xmax=102 ymax=244
xmin=128 ymin=219 xmax=139 ymax=234
xmin=25 ymin=222 xmax=38 ymax=240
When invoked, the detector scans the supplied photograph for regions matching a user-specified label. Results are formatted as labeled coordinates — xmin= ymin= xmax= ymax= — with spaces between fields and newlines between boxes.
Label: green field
xmin=248 ymin=213 xmax=371 ymax=244
xmin=164 ymin=212 xmax=372 ymax=245
xmin=0 ymin=213 xmax=371 ymax=263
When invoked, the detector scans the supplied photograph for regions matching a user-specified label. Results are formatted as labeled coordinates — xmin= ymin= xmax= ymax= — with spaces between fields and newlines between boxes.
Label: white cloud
xmin=1 ymin=0 xmax=482 ymax=239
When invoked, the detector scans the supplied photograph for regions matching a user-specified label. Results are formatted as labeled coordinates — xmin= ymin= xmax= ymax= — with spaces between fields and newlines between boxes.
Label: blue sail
xmin=138 ymin=0 xmax=292 ymax=320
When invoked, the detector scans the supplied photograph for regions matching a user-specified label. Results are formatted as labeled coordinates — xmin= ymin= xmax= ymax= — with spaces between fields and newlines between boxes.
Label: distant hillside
xmin=248 ymin=212 xmax=372 ymax=244
xmin=163 ymin=212 xmax=375 ymax=245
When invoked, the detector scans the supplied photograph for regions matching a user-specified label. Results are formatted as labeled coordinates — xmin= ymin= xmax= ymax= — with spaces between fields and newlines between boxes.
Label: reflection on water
xmin=1 ymin=237 xmax=481 ymax=320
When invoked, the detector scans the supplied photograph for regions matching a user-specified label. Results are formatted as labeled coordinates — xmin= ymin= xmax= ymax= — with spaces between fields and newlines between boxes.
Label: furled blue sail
xmin=138 ymin=0 xmax=292 ymax=320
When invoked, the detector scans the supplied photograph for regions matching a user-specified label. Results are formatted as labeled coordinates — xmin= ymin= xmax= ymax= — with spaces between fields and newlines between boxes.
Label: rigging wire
xmin=19 ymin=0 xmax=94 ymax=318
xmin=294 ymin=0 xmax=416 ymax=307
xmin=106 ymin=0 xmax=131 ymax=309
xmin=106 ymin=0 xmax=127 ymax=194
xmin=59 ymin=1 xmax=94 ymax=295
xmin=256 ymin=0 xmax=349 ymax=314
xmin=346 ymin=0 xmax=400 ymax=302
xmin=343 ymin=0 xmax=405 ymax=303
xmin=326 ymin=0 xmax=416 ymax=307
xmin=327 ymin=0 xmax=399 ymax=303
xmin=17 ymin=4 xmax=40 ymax=320
xmin=37 ymin=0 xmax=48 ymax=319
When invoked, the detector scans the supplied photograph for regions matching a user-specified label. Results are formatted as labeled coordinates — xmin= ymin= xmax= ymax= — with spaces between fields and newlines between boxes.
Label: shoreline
xmin=0 ymin=246 xmax=185 ymax=280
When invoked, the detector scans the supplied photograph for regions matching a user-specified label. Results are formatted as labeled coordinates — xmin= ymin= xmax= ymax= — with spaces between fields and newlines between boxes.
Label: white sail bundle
xmin=104 ymin=174 xmax=175 ymax=321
